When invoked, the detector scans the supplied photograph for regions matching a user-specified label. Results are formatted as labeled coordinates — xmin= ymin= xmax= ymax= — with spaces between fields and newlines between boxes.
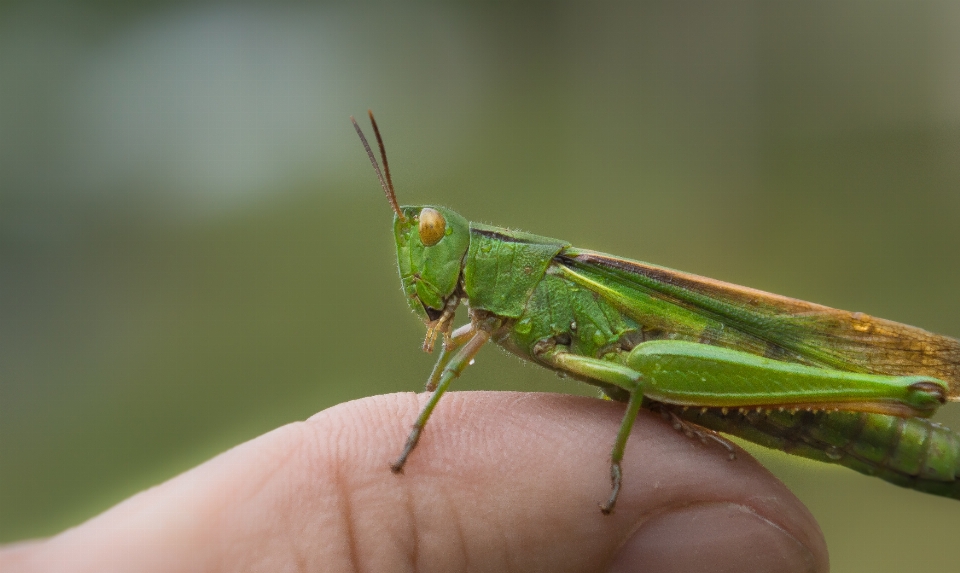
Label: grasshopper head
xmin=351 ymin=112 xmax=470 ymax=340
xmin=394 ymin=205 xmax=470 ymax=324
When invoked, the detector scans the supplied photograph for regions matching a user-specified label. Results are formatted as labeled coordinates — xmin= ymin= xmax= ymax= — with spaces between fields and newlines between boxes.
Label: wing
xmin=557 ymin=248 xmax=960 ymax=399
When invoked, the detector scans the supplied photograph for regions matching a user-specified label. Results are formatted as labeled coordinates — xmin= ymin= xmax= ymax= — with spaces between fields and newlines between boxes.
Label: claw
xmin=601 ymin=462 xmax=622 ymax=515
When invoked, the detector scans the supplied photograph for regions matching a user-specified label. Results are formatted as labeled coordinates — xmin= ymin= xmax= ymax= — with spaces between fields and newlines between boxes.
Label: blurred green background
xmin=2 ymin=1 xmax=959 ymax=570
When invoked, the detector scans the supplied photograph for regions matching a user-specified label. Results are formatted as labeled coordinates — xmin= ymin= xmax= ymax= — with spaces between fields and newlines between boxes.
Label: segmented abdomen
xmin=667 ymin=405 xmax=960 ymax=499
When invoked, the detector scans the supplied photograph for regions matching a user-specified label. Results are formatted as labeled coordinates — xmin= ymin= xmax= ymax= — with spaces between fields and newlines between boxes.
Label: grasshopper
xmin=352 ymin=111 xmax=960 ymax=513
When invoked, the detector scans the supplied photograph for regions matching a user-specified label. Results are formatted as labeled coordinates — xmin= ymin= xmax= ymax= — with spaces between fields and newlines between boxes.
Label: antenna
xmin=351 ymin=111 xmax=404 ymax=220
xmin=367 ymin=110 xmax=398 ymax=205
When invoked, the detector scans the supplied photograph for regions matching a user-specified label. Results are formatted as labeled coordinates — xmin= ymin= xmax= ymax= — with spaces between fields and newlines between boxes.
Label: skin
xmin=0 ymin=391 xmax=828 ymax=573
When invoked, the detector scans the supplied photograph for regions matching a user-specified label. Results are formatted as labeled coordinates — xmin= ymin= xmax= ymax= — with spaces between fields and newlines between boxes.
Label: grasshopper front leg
xmin=391 ymin=323 xmax=493 ymax=473
xmin=424 ymin=323 xmax=478 ymax=392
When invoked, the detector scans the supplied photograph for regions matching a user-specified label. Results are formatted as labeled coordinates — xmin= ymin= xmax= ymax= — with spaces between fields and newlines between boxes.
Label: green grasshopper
xmin=352 ymin=111 xmax=960 ymax=513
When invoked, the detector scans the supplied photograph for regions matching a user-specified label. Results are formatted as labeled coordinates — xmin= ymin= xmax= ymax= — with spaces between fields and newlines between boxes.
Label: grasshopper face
xmin=394 ymin=205 xmax=470 ymax=325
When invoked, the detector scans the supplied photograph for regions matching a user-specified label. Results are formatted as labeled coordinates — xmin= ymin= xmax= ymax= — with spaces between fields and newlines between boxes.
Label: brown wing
xmin=562 ymin=248 xmax=960 ymax=398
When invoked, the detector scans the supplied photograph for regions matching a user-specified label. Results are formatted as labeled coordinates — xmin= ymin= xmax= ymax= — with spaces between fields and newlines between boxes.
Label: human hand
xmin=0 ymin=391 xmax=827 ymax=572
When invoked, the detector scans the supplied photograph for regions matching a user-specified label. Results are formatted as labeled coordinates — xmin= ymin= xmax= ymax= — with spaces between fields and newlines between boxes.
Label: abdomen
xmin=667 ymin=404 xmax=960 ymax=499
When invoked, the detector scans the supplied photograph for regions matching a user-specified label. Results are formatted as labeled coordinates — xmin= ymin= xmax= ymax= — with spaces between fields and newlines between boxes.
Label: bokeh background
xmin=2 ymin=1 xmax=959 ymax=570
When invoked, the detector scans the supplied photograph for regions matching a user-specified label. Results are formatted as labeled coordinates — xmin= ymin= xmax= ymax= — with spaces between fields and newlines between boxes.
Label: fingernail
xmin=608 ymin=502 xmax=821 ymax=573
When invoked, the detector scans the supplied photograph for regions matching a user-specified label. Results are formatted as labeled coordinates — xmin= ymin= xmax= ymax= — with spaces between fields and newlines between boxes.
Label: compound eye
xmin=418 ymin=208 xmax=446 ymax=246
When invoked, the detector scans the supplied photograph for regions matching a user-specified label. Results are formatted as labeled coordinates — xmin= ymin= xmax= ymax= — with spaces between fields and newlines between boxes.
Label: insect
xmin=351 ymin=111 xmax=960 ymax=513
